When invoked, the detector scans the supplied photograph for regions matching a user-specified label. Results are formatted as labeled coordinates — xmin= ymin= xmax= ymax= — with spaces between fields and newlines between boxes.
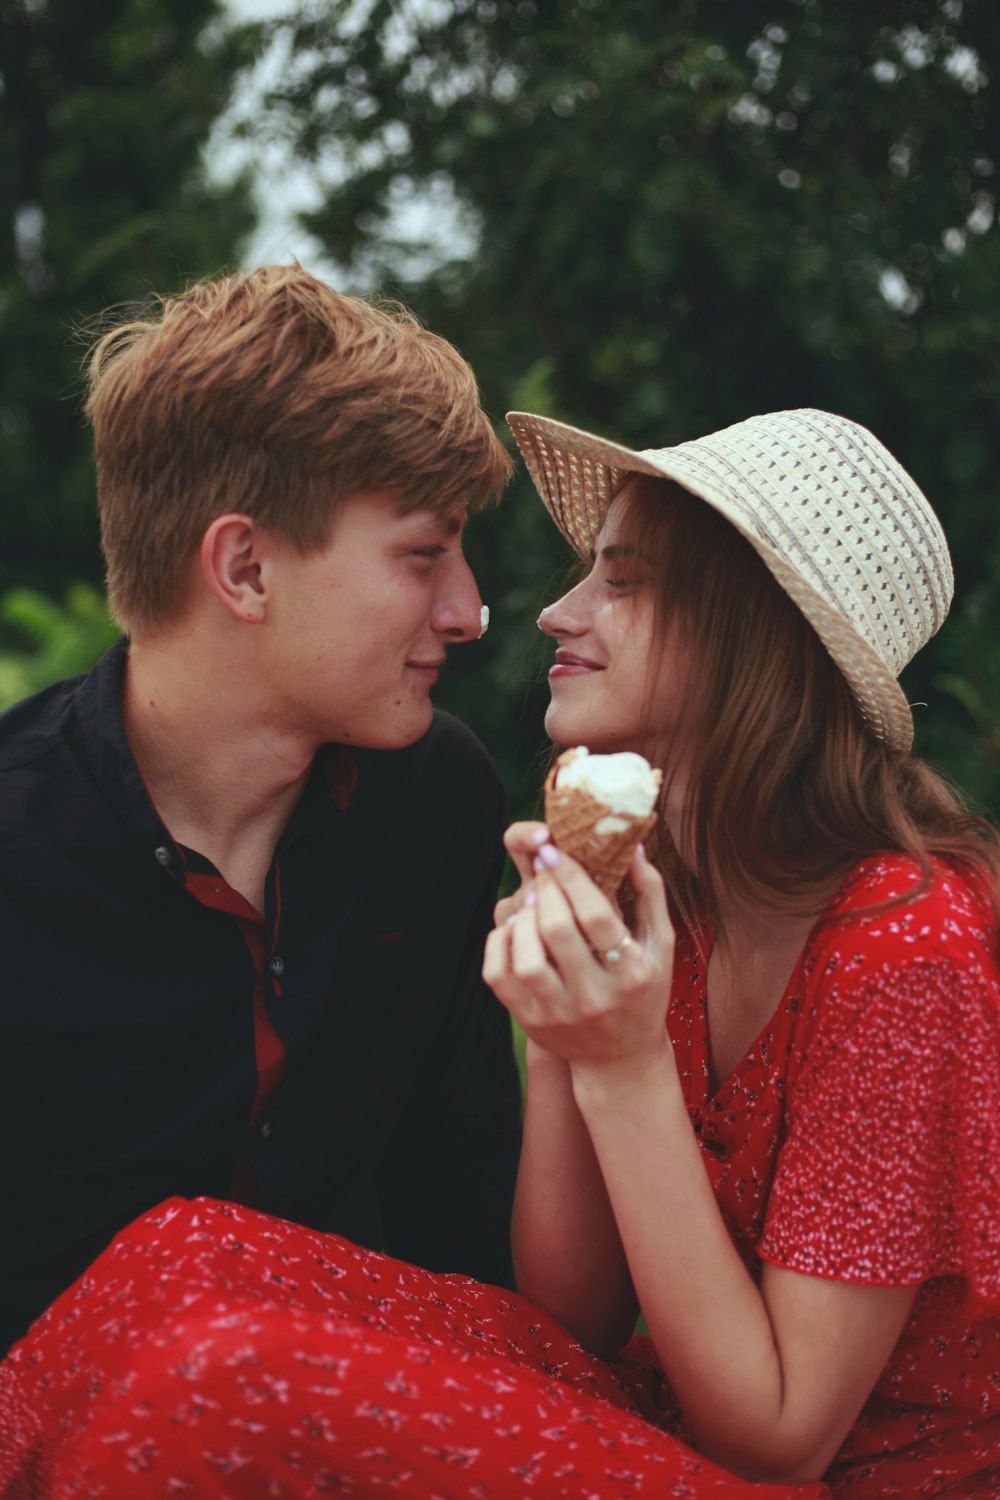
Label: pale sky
xmin=210 ymin=0 xmax=343 ymax=279
xmin=211 ymin=0 xmax=471 ymax=286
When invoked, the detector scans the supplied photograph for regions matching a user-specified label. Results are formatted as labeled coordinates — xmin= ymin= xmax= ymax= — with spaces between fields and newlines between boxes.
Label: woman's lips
xmin=549 ymin=651 xmax=605 ymax=679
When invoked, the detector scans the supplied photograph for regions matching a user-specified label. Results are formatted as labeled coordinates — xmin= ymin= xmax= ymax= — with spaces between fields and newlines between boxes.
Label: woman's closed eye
xmin=604 ymin=572 xmax=649 ymax=591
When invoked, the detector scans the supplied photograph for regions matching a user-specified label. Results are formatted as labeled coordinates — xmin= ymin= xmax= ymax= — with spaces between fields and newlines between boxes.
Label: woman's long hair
xmin=612 ymin=475 xmax=1000 ymax=940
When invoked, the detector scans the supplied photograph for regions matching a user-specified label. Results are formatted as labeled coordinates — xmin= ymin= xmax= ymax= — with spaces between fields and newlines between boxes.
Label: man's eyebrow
xmin=402 ymin=512 xmax=463 ymax=537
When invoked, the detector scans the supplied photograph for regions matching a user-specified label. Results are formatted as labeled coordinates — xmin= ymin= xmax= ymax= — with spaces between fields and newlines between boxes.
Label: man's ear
xmin=200 ymin=513 xmax=269 ymax=624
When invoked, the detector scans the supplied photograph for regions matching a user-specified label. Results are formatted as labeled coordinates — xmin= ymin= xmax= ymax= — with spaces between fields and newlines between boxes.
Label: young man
xmin=0 ymin=266 xmax=522 ymax=1358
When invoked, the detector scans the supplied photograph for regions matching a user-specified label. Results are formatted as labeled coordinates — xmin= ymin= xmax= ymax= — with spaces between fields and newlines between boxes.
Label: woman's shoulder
xmin=825 ymin=852 xmax=994 ymax=934
xmin=805 ymin=852 xmax=999 ymax=1007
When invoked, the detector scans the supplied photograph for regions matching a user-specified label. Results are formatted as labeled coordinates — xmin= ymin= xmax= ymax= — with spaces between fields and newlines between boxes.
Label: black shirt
xmin=0 ymin=642 xmax=522 ymax=1356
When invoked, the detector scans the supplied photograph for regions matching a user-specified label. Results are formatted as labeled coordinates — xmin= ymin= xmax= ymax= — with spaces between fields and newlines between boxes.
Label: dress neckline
xmin=696 ymin=933 xmax=805 ymax=1103
xmin=692 ymin=861 xmax=869 ymax=1104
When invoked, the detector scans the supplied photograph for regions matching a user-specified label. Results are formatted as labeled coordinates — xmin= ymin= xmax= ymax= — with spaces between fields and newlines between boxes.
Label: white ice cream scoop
xmin=543 ymin=747 xmax=662 ymax=895
xmin=553 ymin=747 xmax=660 ymax=820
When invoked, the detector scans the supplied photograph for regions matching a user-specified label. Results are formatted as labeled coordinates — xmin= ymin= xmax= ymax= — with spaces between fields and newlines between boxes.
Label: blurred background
xmin=2 ymin=0 xmax=998 ymax=821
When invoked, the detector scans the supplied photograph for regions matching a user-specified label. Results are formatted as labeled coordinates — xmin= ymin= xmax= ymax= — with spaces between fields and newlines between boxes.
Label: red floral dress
xmin=1 ymin=855 xmax=998 ymax=1499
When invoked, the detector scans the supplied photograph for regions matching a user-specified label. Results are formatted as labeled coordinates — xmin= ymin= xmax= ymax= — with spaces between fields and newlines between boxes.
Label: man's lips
xmin=407 ymin=657 xmax=445 ymax=678
xmin=549 ymin=650 xmax=605 ymax=678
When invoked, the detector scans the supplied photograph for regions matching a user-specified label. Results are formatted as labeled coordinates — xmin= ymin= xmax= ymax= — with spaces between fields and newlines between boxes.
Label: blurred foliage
xmin=0 ymin=584 xmax=117 ymax=709
xmin=3 ymin=0 xmax=999 ymax=826
xmin=0 ymin=0 xmax=260 ymax=600
xmin=263 ymin=0 xmax=1000 ymax=817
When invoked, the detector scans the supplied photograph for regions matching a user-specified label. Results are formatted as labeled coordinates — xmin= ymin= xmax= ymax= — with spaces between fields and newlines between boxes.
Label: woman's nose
xmin=538 ymin=587 xmax=586 ymax=637
xmin=537 ymin=602 xmax=558 ymax=635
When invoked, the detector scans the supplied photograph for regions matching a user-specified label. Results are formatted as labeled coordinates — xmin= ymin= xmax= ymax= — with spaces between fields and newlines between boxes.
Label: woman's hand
xmin=484 ymin=832 xmax=676 ymax=1072
xmin=492 ymin=820 xmax=551 ymax=928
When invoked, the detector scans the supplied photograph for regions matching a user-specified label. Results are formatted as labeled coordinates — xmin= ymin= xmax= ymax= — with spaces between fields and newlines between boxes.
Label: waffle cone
xmin=544 ymin=757 xmax=659 ymax=897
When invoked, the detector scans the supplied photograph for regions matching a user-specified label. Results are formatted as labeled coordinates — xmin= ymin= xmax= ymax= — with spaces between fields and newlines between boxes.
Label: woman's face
xmin=538 ymin=488 xmax=686 ymax=760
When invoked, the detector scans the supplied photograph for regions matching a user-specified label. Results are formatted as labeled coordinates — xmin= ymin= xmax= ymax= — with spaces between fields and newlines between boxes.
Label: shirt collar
xmin=74 ymin=637 xmax=169 ymax=850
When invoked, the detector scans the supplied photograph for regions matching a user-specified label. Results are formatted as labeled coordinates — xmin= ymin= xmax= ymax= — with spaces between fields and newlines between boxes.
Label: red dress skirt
xmin=0 ymin=1196 xmax=828 ymax=1499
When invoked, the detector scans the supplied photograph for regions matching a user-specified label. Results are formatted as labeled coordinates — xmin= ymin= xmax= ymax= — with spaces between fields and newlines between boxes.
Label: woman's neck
xmin=703 ymin=885 xmax=845 ymax=1093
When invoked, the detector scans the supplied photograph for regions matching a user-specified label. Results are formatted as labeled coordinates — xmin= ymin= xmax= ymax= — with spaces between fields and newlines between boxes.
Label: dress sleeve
xmin=758 ymin=948 xmax=1000 ymax=1317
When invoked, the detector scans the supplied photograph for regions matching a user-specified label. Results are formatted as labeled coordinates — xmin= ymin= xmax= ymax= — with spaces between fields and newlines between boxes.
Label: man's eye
xmin=412 ymin=546 xmax=446 ymax=561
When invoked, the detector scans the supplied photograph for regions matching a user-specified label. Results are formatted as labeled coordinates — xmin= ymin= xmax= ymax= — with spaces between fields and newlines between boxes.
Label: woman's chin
xmin=545 ymin=709 xmax=614 ymax=755
xmin=544 ymin=710 xmax=653 ymax=761
xmin=543 ymin=705 xmax=583 ymax=749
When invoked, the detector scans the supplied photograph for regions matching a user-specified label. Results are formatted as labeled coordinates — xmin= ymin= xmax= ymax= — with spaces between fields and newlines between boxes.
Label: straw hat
xmin=507 ymin=407 xmax=953 ymax=752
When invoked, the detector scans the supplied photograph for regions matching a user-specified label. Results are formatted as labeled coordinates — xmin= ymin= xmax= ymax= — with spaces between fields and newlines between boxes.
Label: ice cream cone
xmin=543 ymin=750 xmax=660 ymax=897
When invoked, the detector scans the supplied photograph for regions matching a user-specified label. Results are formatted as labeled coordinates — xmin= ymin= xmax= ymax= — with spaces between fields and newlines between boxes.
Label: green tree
xmin=268 ymin=0 xmax=1000 ymax=814
xmin=0 ymin=0 xmax=260 ymax=600
xmin=0 ymin=583 xmax=118 ymax=709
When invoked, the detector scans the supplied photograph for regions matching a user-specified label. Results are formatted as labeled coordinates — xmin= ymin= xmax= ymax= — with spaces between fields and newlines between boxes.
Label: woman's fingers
xmin=510 ymin=898 xmax=564 ymax=994
xmin=529 ymin=847 xmax=673 ymax=1011
xmin=488 ymin=837 xmax=670 ymax=1008
xmin=627 ymin=845 xmax=675 ymax=954
xmin=482 ymin=921 xmax=521 ymax=1007
xmin=483 ymin=901 xmax=565 ymax=1033
xmin=494 ymin=888 xmax=525 ymax=926
xmin=484 ymin=849 xmax=672 ymax=1066
xmin=528 ymin=845 xmax=631 ymax=953
xmin=492 ymin=822 xmax=550 ymax=925
xmin=503 ymin=820 xmax=552 ymax=885
xmin=534 ymin=859 xmax=626 ymax=971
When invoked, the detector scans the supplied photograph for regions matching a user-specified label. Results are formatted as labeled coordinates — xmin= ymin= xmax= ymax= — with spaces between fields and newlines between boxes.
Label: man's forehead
xmin=336 ymin=490 xmax=466 ymax=537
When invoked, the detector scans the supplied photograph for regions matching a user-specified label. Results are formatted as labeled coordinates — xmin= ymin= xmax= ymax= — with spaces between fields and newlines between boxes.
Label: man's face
xmin=263 ymin=492 xmax=483 ymax=749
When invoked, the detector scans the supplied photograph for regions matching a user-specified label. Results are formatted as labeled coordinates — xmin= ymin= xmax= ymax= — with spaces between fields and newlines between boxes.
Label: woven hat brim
xmin=508 ymin=410 xmax=914 ymax=752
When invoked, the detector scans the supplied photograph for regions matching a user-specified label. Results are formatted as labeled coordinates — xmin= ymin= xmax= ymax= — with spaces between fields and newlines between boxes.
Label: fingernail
xmin=532 ymin=855 xmax=545 ymax=876
xmin=523 ymin=887 xmax=538 ymax=907
xmin=506 ymin=913 xmax=517 ymax=926
xmin=538 ymin=843 xmax=561 ymax=869
xmin=531 ymin=827 xmax=550 ymax=846
xmin=636 ymin=842 xmax=646 ymax=859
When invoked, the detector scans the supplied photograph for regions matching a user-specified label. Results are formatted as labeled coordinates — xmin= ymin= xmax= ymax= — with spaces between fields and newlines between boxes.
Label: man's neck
xmin=121 ymin=632 xmax=316 ymax=913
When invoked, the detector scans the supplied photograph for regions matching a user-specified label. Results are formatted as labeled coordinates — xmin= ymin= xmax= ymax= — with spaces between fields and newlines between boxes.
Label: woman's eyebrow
xmin=597 ymin=543 xmax=654 ymax=564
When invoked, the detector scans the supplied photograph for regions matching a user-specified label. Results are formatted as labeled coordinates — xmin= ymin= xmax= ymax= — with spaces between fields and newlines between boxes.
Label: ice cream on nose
xmin=543 ymin=747 xmax=661 ymax=896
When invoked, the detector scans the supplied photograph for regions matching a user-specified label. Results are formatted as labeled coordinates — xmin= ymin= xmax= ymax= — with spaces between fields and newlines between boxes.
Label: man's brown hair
xmin=85 ymin=264 xmax=511 ymax=633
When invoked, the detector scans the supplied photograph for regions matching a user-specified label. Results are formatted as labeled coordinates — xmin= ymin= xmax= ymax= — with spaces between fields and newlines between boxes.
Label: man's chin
xmin=353 ymin=701 xmax=435 ymax=752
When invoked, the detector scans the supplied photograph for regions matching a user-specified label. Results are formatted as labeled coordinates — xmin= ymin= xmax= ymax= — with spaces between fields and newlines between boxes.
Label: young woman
xmin=1 ymin=410 xmax=996 ymax=1499
xmin=488 ymin=406 xmax=1000 ymax=1496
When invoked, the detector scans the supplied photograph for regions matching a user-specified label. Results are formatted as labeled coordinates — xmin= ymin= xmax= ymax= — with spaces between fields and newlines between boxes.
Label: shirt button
xmin=269 ymin=956 xmax=285 ymax=977
xmin=260 ymin=1121 xmax=272 ymax=1138
xmin=154 ymin=845 xmax=171 ymax=866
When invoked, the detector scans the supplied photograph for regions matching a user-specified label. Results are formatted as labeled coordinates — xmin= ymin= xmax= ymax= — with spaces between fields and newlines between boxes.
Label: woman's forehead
xmin=596 ymin=489 xmax=632 ymax=541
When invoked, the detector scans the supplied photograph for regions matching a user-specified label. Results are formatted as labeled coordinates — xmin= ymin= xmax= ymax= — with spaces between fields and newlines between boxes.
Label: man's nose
xmin=431 ymin=553 xmax=483 ymax=642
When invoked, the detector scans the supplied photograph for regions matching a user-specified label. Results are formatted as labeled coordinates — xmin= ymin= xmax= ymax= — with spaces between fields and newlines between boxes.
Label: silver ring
xmin=598 ymin=933 xmax=634 ymax=964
